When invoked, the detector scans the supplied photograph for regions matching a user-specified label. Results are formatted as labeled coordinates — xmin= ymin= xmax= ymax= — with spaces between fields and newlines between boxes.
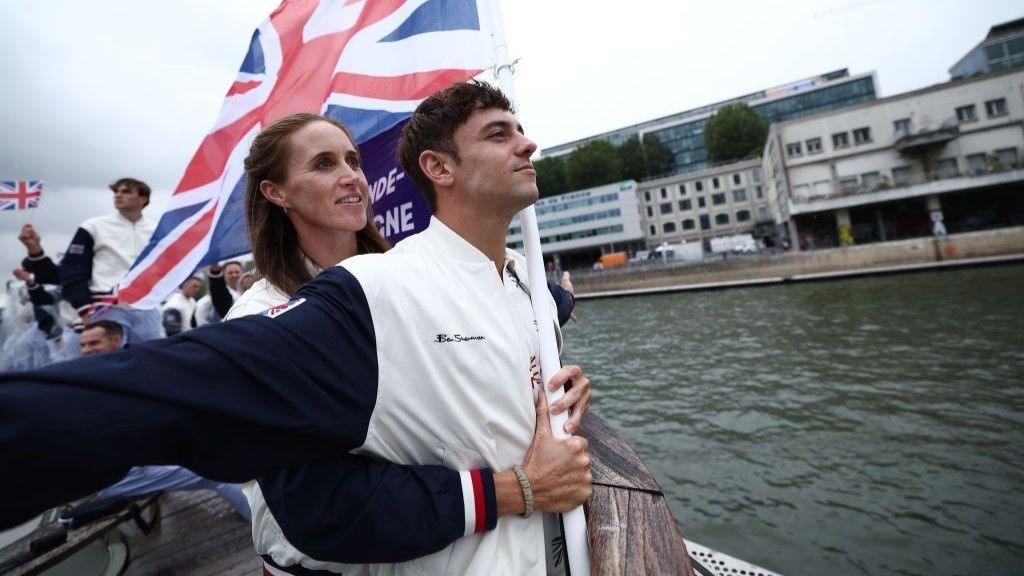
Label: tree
xmin=534 ymin=156 xmax=569 ymax=198
xmin=618 ymin=135 xmax=647 ymax=182
xmin=704 ymin=103 xmax=768 ymax=163
xmin=565 ymin=140 xmax=623 ymax=191
xmin=641 ymin=134 xmax=674 ymax=177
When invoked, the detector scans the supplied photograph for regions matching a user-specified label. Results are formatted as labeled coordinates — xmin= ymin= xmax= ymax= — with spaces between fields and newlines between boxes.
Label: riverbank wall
xmin=572 ymin=226 xmax=1024 ymax=300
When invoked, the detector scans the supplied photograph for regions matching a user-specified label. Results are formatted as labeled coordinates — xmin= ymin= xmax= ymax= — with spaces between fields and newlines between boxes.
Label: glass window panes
xmin=649 ymin=224 xmax=656 ymax=236
xmin=679 ymin=183 xmax=687 ymax=196
xmin=995 ymin=147 xmax=1018 ymax=168
xmin=663 ymin=222 xmax=676 ymax=233
xmin=698 ymin=196 xmax=706 ymax=208
xmin=699 ymin=214 xmax=711 ymax=230
xmin=786 ymin=142 xmax=802 ymax=157
xmin=695 ymin=180 xmax=704 ymax=192
xmin=682 ymin=219 xmax=696 ymax=230
xmin=793 ymin=184 xmax=810 ymax=199
xmin=660 ymin=188 xmax=668 ymax=199
xmin=936 ymin=158 xmax=959 ymax=178
xmin=832 ymin=132 xmax=850 ymax=149
xmin=853 ymin=127 xmax=872 ymax=145
xmin=966 ymin=153 xmax=988 ymax=174
xmin=894 ymin=118 xmax=911 ymax=136
xmin=813 ymin=181 xmax=831 ymax=196
xmin=751 ymin=168 xmax=762 ymax=183
xmin=732 ymin=188 xmax=747 ymax=202
xmin=839 ymin=177 xmax=858 ymax=192
xmin=646 ymin=206 xmax=653 ymax=217
xmin=892 ymin=166 xmax=912 ymax=186
xmin=659 ymin=202 xmax=673 ymax=215
xmin=679 ymin=199 xmax=693 ymax=211
xmin=956 ymin=105 xmax=977 ymax=123
xmin=714 ymin=213 xmax=730 ymax=225
xmin=712 ymin=177 xmax=720 ymax=189
xmin=643 ymin=190 xmax=651 ymax=201
xmin=757 ymin=206 xmax=769 ymax=221
xmin=861 ymin=171 xmax=881 ymax=189
xmin=806 ymin=138 xmax=823 ymax=154
xmin=985 ymin=98 xmax=1007 ymax=118
xmin=732 ymin=173 xmax=741 ymax=185
xmin=736 ymin=210 xmax=751 ymax=222
xmin=712 ymin=192 xmax=726 ymax=205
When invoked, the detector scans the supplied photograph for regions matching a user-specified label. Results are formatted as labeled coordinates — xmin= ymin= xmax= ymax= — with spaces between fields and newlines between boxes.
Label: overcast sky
xmin=1 ymin=0 xmax=1020 ymax=276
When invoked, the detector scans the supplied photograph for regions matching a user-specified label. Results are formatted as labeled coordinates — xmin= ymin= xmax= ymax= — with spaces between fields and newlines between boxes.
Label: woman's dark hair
xmin=244 ymin=113 xmax=389 ymax=296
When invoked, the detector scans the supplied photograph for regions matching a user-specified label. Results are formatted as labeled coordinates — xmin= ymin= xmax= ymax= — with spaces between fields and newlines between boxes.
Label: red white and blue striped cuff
xmin=459 ymin=469 xmax=497 ymax=536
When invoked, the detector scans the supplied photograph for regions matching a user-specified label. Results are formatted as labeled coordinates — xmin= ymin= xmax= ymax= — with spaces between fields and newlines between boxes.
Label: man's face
xmin=181 ymin=278 xmax=201 ymax=299
xmin=113 ymin=184 xmax=147 ymax=212
xmin=447 ymin=107 xmax=538 ymax=215
xmin=224 ymin=263 xmax=244 ymax=290
xmin=80 ymin=327 xmax=120 ymax=356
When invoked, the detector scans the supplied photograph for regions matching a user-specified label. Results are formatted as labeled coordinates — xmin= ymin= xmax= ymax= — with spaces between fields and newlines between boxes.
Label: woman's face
xmin=272 ymin=121 xmax=370 ymax=235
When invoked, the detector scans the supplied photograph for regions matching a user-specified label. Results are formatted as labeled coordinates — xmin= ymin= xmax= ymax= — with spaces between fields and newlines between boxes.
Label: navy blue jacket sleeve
xmin=547 ymin=281 xmax=575 ymax=327
xmin=59 ymin=227 xmax=96 ymax=309
xmin=209 ymin=274 xmax=234 ymax=318
xmin=259 ymin=459 xmax=482 ymax=563
xmin=22 ymin=255 xmax=60 ymax=285
xmin=27 ymin=283 xmax=56 ymax=307
xmin=0 ymin=267 xmax=378 ymax=530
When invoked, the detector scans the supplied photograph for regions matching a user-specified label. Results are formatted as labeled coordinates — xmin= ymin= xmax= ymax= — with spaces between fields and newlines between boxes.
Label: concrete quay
xmin=572 ymin=226 xmax=1024 ymax=300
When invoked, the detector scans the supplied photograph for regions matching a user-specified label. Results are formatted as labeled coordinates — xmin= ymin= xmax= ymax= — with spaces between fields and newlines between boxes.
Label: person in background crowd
xmin=78 ymin=320 xmax=123 ymax=356
xmin=161 ymin=276 xmax=200 ymax=336
xmin=195 ymin=261 xmax=244 ymax=325
xmin=56 ymin=178 xmax=162 ymax=343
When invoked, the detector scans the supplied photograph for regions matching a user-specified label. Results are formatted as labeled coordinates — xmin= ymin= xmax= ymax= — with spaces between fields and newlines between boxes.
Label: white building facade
xmin=763 ymin=67 xmax=1024 ymax=249
xmin=637 ymin=159 xmax=774 ymax=249
xmin=506 ymin=181 xmax=646 ymax=269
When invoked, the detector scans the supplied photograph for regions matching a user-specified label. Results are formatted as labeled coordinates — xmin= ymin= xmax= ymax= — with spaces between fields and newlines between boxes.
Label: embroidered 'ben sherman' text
xmin=435 ymin=334 xmax=486 ymax=343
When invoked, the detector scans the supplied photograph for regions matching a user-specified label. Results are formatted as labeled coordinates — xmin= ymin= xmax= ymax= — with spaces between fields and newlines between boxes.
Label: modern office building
xmin=950 ymin=17 xmax=1024 ymax=80
xmin=506 ymin=181 xmax=645 ymax=269
xmin=542 ymin=69 xmax=878 ymax=176
xmin=637 ymin=159 xmax=774 ymax=250
xmin=763 ymin=66 xmax=1024 ymax=250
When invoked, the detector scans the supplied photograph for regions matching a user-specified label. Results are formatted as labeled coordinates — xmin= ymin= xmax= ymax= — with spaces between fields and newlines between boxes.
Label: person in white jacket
xmin=160 ymin=276 xmax=200 ymax=336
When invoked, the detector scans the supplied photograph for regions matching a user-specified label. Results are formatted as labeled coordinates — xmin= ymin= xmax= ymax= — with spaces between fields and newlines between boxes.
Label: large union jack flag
xmin=118 ymin=0 xmax=497 ymax=308
xmin=0 ymin=180 xmax=43 ymax=211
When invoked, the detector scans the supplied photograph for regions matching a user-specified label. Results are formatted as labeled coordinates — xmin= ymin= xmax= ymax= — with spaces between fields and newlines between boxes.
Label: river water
xmin=561 ymin=264 xmax=1024 ymax=576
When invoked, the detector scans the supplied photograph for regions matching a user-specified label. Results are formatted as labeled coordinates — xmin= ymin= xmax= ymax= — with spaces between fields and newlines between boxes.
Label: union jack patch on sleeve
xmin=261 ymin=298 xmax=306 ymax=318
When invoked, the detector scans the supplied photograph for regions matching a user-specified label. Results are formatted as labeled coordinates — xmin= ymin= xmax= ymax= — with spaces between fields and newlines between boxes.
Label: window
xmin=832 ymin=132 xmax=850 ymax=149
xmin=711 ymin=192 xmax=726 ymax=205
xmin=659 ymin=202 xmax=673 ymax=215
xmin=985 ymin=98 xmax=1008 ymax=118
xmin=751 ymin=168 xmax=762 ymax=183
xmin=643 ymin=190 xmax=651 ymax=202
xmin=861 ymin=171 xmax=881 ymax=189
xmin=806 ymin=138 xmax=823 ymax=154
xmin=695 ymin=180 xmax=704 ymax=192
xmin=647 ymin=206 xmax=655 ymax=217
xmin=679 ymin=183 xmax=687 ymax=196
xmin=698 ymin=196 xmax=706 ymax=208
xmin=699 ymin=214 xmax=711 ymax=230
xmin=712 ymin=177 xmax=721 ymax=189
xmin=736 ymin=210 xmax=751 ymax=222
xmin=714 ymin=213 xmax=730 ymax=225
xmin=838 ymin=177 xmax=858 ymax=192
xmin=955 ymin=105 xmax=977 ymax=123
xmin=659 ymin=188 xmax=668 ymax=199
xmin=678 ymin=199 xmax=693 ymax=211
xmin=853 ymin=127 xmax=872 ymax=145
xmin=995 ymin=147 xmax=1018 ymax=168
xmin=786 ymin=142 xmax=803 ymax=157
xmin=732 ymin=188 xmax=747 ymax=202
xmin=936 ymin=158 xmax=959 ymax=178
xmin=755 ymin=185 xmax=763 ymax=199
xmin=757 ymin=206 xmax=769 ymax=221
xmin=894 ymin=118 xmax=911 ymax=136
xmin=732 ymin=173 xmax=742 ymax=185
xmin=966 ymin=153 xmax=988 ymax=174
xmin=663 ymin=222 xmax=676 ymax=234
xmin=649 ymin=224 xmax=656 ymax=236
xmin=793 ymin=184 xmax=810 ymax=199
xmin=813 ymin=181 xmax=831 ymax=197
xmin=892 ymin=166 xmax=912 ymax=186
xmin=682 ymin=219 xmax=695 ymax=230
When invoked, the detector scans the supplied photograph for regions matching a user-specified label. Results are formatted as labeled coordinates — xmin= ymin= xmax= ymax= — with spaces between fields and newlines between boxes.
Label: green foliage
xmin=534 ymin=156 xmax=569 ymax=198
xmin=704 ymin=103 xmax=768 ymax=163
xmin=564 ymin=140 xmax=623 ymax=191
xmin=618 ymin=136 xmax=647 ymax=182
xmin=642 ymin=134 xmax=674 ymax=176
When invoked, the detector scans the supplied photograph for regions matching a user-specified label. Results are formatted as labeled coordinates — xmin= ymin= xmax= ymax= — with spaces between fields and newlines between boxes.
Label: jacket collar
xmin=423 ymin=216 xmax=500 ymax=266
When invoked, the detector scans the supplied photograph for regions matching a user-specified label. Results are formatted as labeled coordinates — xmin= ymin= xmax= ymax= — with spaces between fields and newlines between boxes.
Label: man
xmin=161 ymin=276 xmax=201 ymax=336
xmin=195 ymin=261 xmax=244 ymax=325
xmin=59 ymin=178 xmax=161 ymax=343
xmin=0 ymin=83 xmax=590 ymax=575
xmin=79 ymin=320 xmax=123 ymax=356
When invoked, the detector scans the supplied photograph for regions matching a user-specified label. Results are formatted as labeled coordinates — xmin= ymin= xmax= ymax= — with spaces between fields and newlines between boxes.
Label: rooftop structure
xmin=950 ymin=17 xmax=1024 ymax=80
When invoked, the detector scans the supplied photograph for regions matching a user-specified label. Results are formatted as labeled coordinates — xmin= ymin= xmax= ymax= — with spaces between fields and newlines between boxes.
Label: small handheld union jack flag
xmin=0 ymin=180 xmax=43 ymax=211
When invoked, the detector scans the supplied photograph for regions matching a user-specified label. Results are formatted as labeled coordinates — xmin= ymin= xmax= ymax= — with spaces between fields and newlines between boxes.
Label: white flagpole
xmin=483 ymin=2 xmax=590 ymax=575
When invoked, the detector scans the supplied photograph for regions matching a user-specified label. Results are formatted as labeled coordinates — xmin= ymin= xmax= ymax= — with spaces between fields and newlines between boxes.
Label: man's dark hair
xmin=84 ymin=320 xmax=124 ymax=339
xmin=398 ymin=80 xmax=513 ymax=211
xmin=109 ymin=177 xmax=152 ymax=207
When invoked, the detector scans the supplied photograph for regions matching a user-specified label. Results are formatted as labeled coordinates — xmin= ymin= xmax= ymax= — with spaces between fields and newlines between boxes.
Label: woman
xmin=226 ymin=113 xmax=590 ymax=572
